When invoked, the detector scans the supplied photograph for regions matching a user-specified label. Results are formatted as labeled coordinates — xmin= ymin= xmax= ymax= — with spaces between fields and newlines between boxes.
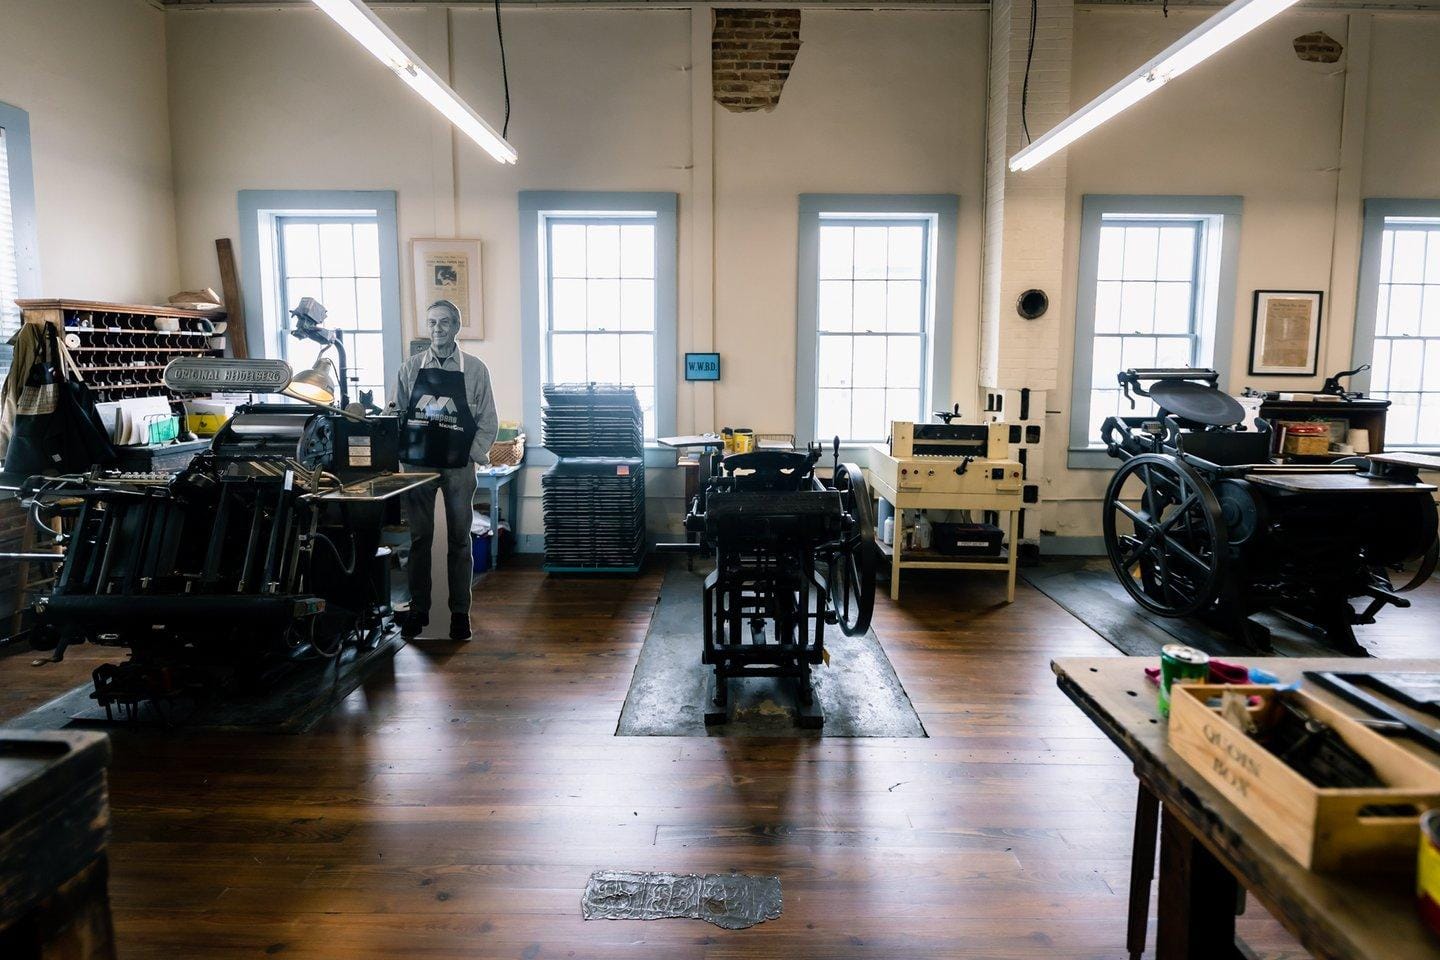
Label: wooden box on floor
xmin=1168 ymin=683 xmax=1440 ymax=872
xmin=0 ymin=730 xmax=116 ymax=960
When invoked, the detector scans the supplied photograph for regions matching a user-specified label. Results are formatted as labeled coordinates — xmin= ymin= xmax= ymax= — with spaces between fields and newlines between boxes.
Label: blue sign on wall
xmin=684 ymin=352 xmax=721 ymax=381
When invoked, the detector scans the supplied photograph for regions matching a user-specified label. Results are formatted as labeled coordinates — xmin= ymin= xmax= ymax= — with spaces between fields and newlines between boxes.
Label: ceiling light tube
xmin=310 ymin=0 xmax=517 ymax=164
xmin=1008 ymin=0 xmax=1301 ymax=173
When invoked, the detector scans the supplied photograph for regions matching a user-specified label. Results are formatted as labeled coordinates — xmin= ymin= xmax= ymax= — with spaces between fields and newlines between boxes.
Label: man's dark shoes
xmin=399 ymin=611 xmax=427 ymax=639
xmin=450 ymin=614 xmax=472 ymax=641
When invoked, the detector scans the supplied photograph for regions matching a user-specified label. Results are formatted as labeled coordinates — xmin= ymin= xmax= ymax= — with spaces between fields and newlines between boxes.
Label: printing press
xmin=659 ymin=436 xmax=878 ymax=727
xmin=18 ymin=357 xmax=437 ymax=720
xmin=1101 ymin=367 xmax=1440 ymax=653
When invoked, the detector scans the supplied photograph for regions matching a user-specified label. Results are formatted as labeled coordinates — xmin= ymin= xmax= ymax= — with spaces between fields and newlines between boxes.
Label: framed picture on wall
xmin=1249 ymin=290 xmax=1323 ymax=376
xmin=410 ymin=238 xmax=484 ymax=341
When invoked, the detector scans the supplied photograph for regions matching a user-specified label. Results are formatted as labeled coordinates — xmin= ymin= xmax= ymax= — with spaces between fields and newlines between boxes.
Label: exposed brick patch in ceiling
xmin=1293 ymin=31 xmax=1344 ymax=62
xmin=712 ymin=10 xmax=802 ymax=113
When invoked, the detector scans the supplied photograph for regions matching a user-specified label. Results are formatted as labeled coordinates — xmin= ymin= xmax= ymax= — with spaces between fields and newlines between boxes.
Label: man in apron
xmin=396 ymin=299 xmax=499 ymax=640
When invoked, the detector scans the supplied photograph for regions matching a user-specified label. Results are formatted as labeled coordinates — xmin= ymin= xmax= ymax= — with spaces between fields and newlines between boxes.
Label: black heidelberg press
xmin=661 ymin=437 xmax=878 ymax=727
xmin=1100 ymin=368 xmax=1439 ymax=652
xmin=20 ymin=358 xmax=436 ymax=720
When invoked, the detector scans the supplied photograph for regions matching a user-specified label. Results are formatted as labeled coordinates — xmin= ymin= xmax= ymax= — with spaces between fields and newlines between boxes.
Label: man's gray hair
xmin=426 ymin=299 xmax=462 ymax=324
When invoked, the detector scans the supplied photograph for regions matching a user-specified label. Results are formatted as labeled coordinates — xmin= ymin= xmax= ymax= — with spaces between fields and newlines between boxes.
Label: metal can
xmin=1418 ymin=809 xmax=1440 ymax=937
xmin=1159 ymin=643 xmax=1210 ymax=718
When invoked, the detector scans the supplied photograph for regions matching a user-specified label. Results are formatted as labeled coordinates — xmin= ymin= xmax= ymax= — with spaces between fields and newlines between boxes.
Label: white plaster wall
xmin=714 ymin=10 xmax=989 ymax=432
xmin=1048 ymin=9 xmax=1440 ymax=540
xmin=0 ymin=0 xmax=178 ymax=302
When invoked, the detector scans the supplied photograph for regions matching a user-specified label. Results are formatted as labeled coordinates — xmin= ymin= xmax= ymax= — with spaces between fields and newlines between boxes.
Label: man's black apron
xmin=400 ymin=365 xmax=478 ymax=468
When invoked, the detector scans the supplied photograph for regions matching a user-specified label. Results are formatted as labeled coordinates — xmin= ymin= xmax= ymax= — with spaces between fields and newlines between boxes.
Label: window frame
xmin=1351 ymin=199 xmax=1440 ymax=448
xmin=0 ymin=101 xmax=41 ymax=372
xmin=1068 ymin=195 xmax=1243 ymax=470
xmin=519 ymin=191 xmax=679 ymax=467
xmin=238 ymin=190 xmax=401 ymax=404
xmin=796 ymin=194 xmax=959 ymax=451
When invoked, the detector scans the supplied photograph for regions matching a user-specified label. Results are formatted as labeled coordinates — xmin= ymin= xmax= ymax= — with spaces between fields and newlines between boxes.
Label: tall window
xmin=276 ymin=216 xmax=385 ymax=403
xmin=0 ymin=102 xmax=38 ymax=381
xmin=1361 ymin=215 xmax=1440 ymax=447
xmin=239 ymin=191 xmax=400 ymax=410
xmin=1068 ymin=196 xmax=1242 ymax=468
xmin=815 ymin=219 xmax=929 ymax=442
xmin=796 ymin=195 xmax=958 ymax=448
xmin=1086 ymin=219 xmax=1204 ymax=440
xmin=543 ymin=216 xmax=658 ymax=436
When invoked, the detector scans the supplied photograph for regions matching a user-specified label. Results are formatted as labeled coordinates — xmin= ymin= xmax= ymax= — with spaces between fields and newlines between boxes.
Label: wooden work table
xmin=1053 ymin=656 xmax=1440 ymax=960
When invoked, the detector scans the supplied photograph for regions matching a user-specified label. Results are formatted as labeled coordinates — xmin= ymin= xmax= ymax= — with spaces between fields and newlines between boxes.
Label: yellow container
xmin=732 ymin=428 xmax=756 ymax=453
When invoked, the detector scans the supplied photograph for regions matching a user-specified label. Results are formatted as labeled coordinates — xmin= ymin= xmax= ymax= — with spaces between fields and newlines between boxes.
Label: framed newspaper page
xmin=1249 ymin=290 xmax=1323 ymax=376
xmin=410 ymin=238 xmax=483 ymax=340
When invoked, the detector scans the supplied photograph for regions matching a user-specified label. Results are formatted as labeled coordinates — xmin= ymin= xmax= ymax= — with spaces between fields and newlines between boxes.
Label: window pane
xmin=853 ymin=227 xmax=888 ymax=280
xmin=851 ymin=387 xmax=885 ymax=440
xmin=818 ymin=388 xmax=850 ymax=442
xmin=349 ymin=332 xmax=385 ymax=397
xmin=1090 ymin=389 xmax=1119 ymax=443
xmin=885 ymin=388 xmax=920 ymax=427
xmin=886 ymin=281 xmax=922 ymax=333
xmin=1393 ymin=231 xmax=1427 ymax=284
xmin=818 ymin=337 xmax=852 ymax=388
xmin=1121 ymin=336 xmax=1156 ymax=370
xmin=551 ymin=279 xmax=586 ymax=330
xmin=282 ymin=222 xmax=321 ymax=277
xmin=1120 ymin=282 xmax=1156 ymax=333
xmin=1094 ymin=281 xmax=1122 ymax=334
xmin=887 ymin=226 xmax=924 ymax=280
xmin=551 ymin=333 xmax=587 ymax=382
xmin=619 ymin=224 xmax=654 ymax=279
xmin=318 ymin=222 xmax=355 ymax=277
xmin=1156 ymin=227 xmax=1195 ymax=281
xmin=619 ymin=335 xmax=654 ymax=387
xmin=1390 ymin=393 xmax=1419 ymax=445
xmin=551 ymin=224 xmax=587 ymax=278
xmin=853 ymin=281 xmax=885 ymax=332
xmin=1153 ymin=282 xmax=1192 ymax=334
xmin=818 ymin=281 xmax=852 ymax=332
xmin=586 ymin=225 xmax=620 ymax=278
xmin=1091 ymin=337 xmax=1122 ymax=390
xmin=1422 ymin=287 xmax=1440 ymax=338
xmin=1419 ymin=397 xmax=1440 ymax=447
xmin=587 ymin=278 xmax=620 ymax=331
xmin=586 ymin=333 xmax=621 ymax=382
xmin=1391 ymin=339 xmax=1423 ymax=391
xmin=1156 ymin=336 xmax=1192 ymax=368
xmin=1371 ymin=340 xmax=1391 ymax=392
xmin=620 ymin=279 xmax=654 ymax=331
xmin=1390 ymin=284 xmax=1422 ymax=337
xmin=353 ymin=222 xmax=380 ymax=277
xmin=1376 ymin=284 xmax=1391 ymax=337
xmin=852 ymin=335 xmax=886 ymax=388
xmin=886 ymin=336 xmax=922 ymax=389
xmin=321 ymin=276 xmax=357 ymax=329
xmin=1427 ymin=233 xmax=1440 ymax=283
xmin=1380 ymin=229 xmax=1395 ymax=282
xmin=355 ymin=277 xmax=381 ymax=329
xmin=819 ymin=226 xmax=853 ymax=280
xmin=284 ymin=277 xmax=322 ymax=317
xmin=635 ymin=386 xmax=656 ymax=438
xmin=1121 ymin=227 xmax=1159 ymax=280
xmin=1097 ymin=226 xmax=1125 ymax=281
xmin=1424 ymin=341 xmax=1440 ymax=392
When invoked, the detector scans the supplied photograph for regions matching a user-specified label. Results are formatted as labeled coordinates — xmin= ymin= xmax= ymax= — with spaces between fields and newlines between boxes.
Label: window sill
xmin=1067 ymin=447 xmax=1118 ymax=471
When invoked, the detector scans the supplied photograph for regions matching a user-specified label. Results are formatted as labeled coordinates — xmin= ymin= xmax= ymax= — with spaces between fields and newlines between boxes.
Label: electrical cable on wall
xmin=495 ymin=0 xmax=512 ymax=139
xmin=1021 ymin=0 xmax=1037 ymax=144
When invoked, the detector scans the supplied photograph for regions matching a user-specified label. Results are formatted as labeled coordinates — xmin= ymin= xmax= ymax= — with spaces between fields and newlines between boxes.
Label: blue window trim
xmin=796 ymin=194 xmax=958 ymax=458
xmin=1068 ymin=195 xmax=1243 ymax=470
xmin=237 ymin=190 xmax=401 ymax=395
xmin=1351 ymin=198 xmax=1440 ymax=400
xmin=0 ymin=101 xmax=40 ymax=300
xmin=518 ymin=191 xmax=678 ymax=469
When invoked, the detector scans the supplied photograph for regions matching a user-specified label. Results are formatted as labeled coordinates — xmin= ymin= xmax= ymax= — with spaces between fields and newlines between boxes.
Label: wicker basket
xmin=488 ymin=433 xmax=526 ymax=467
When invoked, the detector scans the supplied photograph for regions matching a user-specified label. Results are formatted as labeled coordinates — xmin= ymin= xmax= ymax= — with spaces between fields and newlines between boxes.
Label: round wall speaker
xmin=1016 ymin=288 xmax=1049 ymax=320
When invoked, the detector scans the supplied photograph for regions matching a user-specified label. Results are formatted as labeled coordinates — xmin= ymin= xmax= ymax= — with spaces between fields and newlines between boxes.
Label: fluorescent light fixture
xmin=310 ymin=0 xmax=517 ymax=164
xmin=1008 ymin=0 xmax=1300 ymax=172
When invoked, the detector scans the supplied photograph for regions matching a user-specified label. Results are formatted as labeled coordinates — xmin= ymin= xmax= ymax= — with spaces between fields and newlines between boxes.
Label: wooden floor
xmin=8 ymin=559 xmax=1431 ymax=958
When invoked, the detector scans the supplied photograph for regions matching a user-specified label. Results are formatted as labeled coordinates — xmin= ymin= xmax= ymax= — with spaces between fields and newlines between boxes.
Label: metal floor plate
xmin=581 ymin=870 xmax=782 ymax=930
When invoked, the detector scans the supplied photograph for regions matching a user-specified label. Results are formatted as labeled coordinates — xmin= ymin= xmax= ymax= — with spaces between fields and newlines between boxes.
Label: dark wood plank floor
xmin=8 ymin=559 xmax=1428 ymax=958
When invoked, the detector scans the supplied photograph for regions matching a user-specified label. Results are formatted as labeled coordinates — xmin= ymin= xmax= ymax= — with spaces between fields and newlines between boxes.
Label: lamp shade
xmin=284 ymin=358 xmax=339 ymax=406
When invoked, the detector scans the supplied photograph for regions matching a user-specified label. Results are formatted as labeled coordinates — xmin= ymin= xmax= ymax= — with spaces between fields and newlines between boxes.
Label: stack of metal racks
xmin=541 ymin=384 xmax=647 ymax=573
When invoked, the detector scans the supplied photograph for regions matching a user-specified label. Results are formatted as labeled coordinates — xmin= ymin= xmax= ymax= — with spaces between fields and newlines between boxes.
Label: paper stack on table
xmin=96 ymin=396 xmax=175 ymax=445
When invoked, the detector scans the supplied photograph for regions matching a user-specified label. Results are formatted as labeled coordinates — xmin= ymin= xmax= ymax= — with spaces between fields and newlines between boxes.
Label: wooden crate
xmin=1169 ymin=683 xmax=1440 ymax=871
